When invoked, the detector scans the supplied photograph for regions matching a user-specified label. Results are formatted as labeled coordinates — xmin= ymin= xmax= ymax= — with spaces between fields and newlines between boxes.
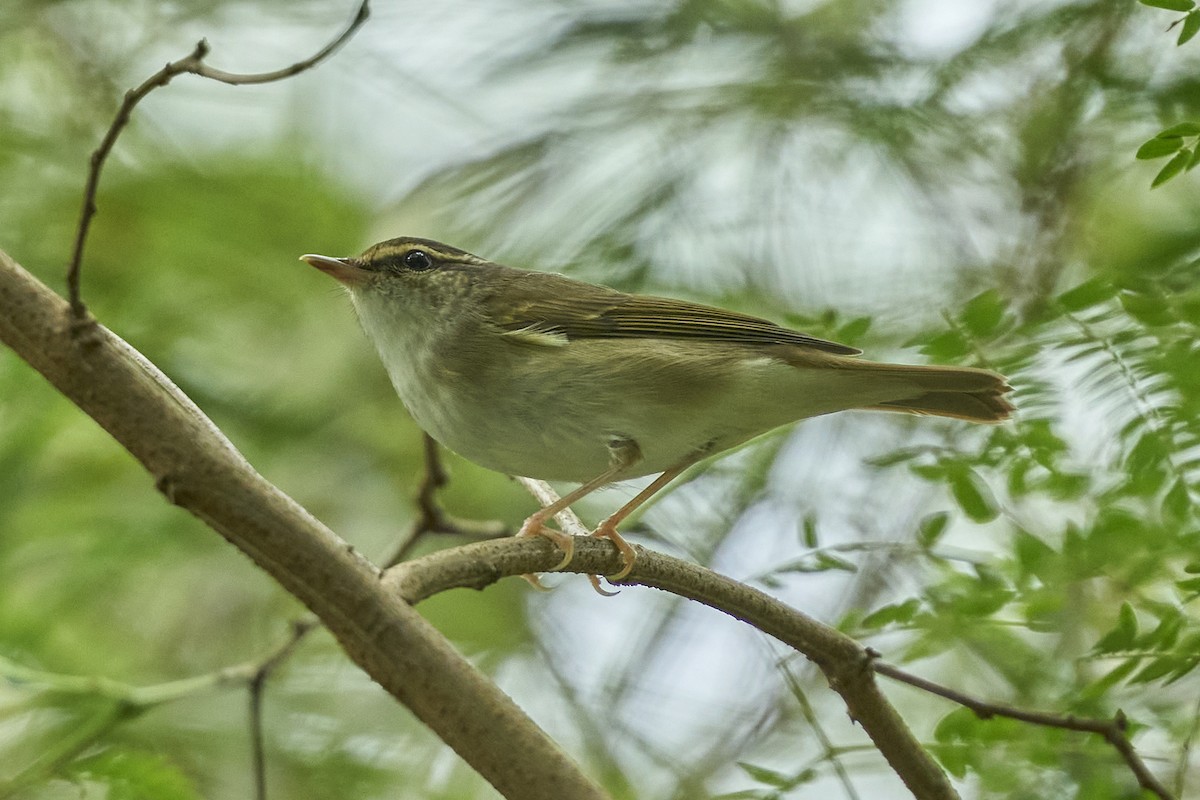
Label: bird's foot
xmin=516 ymin=516 xmax=575 ymax=572
xmin=592 ymin=523 xmax=636 ymax=582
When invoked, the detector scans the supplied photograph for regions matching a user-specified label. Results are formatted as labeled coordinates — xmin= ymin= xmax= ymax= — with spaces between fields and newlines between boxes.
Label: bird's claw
xmin=516 ymin=517 xmax=575 ymax=571
xmin=592 ymin=524 xmax=636 ymax=581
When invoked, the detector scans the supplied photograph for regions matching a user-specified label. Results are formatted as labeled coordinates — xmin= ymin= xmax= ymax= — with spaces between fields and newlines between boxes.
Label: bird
xmin=302 ymin=237 xmax=1013 ymax=581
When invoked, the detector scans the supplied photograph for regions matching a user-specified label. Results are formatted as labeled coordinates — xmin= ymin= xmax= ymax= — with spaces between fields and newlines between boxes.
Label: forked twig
xmin=66 ymin=1 xmax=370 ymax=322
xmin=383 ymin=434 xmax=509 ymax=568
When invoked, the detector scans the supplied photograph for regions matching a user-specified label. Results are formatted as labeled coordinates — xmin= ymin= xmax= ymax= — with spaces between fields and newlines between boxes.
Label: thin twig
xmin=249 ymin=618 xmax=319 ymax=800
xmin=383 ymin=434 xmax=508 ymax=568
xmin=873 ymin=662 xmax=1174 ymax=800
xmin=1174 ymin=694 xmax=1200 ymax=799
xmin=515 ymin=477 xmax=590 ymax=536
xmin=66 ymin=1 xmax=370 ymax=322
xmin=780 ymin=661 xmax=862 ymax=800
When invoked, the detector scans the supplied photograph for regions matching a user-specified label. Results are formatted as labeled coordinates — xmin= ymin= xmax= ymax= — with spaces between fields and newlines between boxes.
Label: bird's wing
xmin=488 ymin=272 xmax=861 ymax=356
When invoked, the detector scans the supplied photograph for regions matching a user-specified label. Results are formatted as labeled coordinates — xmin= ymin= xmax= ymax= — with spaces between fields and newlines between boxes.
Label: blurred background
xmin=2 ymin=0 xmax=1200 ymax=798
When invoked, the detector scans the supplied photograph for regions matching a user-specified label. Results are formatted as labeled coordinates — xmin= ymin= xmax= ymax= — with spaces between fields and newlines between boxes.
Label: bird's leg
xmin=516 ymin=438 xmax=643 ymax=571
xmin=513 ymin=479 xmax=598 ymax=571
xmin=591 ymin=459 xmax=692 ymax=581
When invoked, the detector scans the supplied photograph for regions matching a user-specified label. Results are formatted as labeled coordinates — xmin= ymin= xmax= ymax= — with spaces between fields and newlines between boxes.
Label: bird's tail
xmin=847 ymin=361 xmax=1014 ymax=422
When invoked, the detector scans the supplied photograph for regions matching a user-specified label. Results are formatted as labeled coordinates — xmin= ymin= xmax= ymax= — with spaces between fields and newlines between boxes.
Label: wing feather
xmin=485 ymin=271 xmax=861 ymax=356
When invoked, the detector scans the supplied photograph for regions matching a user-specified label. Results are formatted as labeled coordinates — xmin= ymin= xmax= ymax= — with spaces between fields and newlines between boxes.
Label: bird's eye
xmin=403 ymin=250 xmax=434 ymax=271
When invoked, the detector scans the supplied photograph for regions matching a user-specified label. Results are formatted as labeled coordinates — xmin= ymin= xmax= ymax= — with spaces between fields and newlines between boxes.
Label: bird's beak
xmin=300 ymin=253 xmax=369 ymax=286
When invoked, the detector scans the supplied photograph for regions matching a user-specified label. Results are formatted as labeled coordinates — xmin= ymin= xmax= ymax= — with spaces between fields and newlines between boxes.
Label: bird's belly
xmin=383 ymin=336 xmax=860 ymax=484
xmin=396 ymin=350 xmax=791 ymax=483
xmin=410 ymin=379 xmax=699 ymax=482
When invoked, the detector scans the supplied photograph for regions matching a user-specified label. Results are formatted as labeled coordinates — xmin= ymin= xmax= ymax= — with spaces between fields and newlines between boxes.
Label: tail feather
xmin=843 ymin=360 xmax=1014 ymax=423
xmin=866 ymin=389 xmax=1013 ymax=422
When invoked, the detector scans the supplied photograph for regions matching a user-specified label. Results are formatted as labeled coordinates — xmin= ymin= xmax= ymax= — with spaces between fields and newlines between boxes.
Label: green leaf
xmin=801 ymin=513 xmax=819 ymax=548
xmin=1094 ymin=602 xmax=1138 ymax=653
xmin=1014 ymin=529 xmax=1056 ymax=579
xmin=917 ymin=329 xmax=971 ymax=360
xmin=836 ymin=315 xmax=872 ymax=343
xmin=810 ymin=552 xmax=857 ymax=573
xmin=903 ymin=630 xmax=956 ymax=661
xmin=934 ymin=707 xmax=980 ymax=742
xmin=867 ymin=447 xmax=926 ymax=467
xmin=71 ymin=750 xmax=201 ymax=800
xmin=1163 ymin=478 xmax=1192 ymax=522
xmin=1045 ymin=471 xmax=1090 ymax=500
xmin=1119 ymin=291 xmax=1176 ymax=326
xmin=1138 ymin=612 xmax=1183 ymax=649
xmin=960 ymin=289 xmax=1007 ymax=337
xmin=1181 ymin=9 xmax=1200 ymax=42
xmin=1080 ymin=659 xmax=1141 ymax=701
xmin=1057 ymin=279 xmax=1116 ymax=311
xmin=931 ymin=744 xmax=970 ymax=779
xmin=1152 ymin=149 xmax=1191 ymax=187
xmin=1132 ymin=655 xmax=1181 ymax=684
xmin=1159 ymin=121 xmax=1200 ymax=136
xmin=861 ymin=598 xmax=921 ymax=629
xmin=776 ymin=551 xmax=858 ymax=574
xmin=949 ymin=467 xmax=1000 ymax=523
xmin=1127 ymin=431 xmax=1168 ymax=476
xmin=1139 ymin=0 xmax=1195 ymax=11
xmin=1136 ymin=136 xmax=1184 ymax=160
xmin=737 ymin=762 xmax=792 ymax=788
xmin=1007 ymin=459 xmax=1031 ymax=496
xmin=917 ymin=511 xmax=951 ymax=547
xmin=1166 ymin=658 xmax=1200 ymax=684
xmin=911 ymin=463 xmax=946 ymax=481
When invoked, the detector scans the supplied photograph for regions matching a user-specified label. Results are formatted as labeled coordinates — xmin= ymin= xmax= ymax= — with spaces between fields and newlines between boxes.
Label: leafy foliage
xmin=1139 ymin=0 xmax=1200 ymax=46
xmin=1137 ymin=124 xmax=1200 ymax=187
xmin=4 ymin=1 xmax=1200 ymax=799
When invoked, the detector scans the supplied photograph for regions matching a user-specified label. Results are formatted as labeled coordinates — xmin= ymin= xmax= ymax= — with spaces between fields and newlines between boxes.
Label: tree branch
xmin=386 ymin=532 xmax=1173 ymax=800
xmin=0 ymin=248 xmax=609 ymax=800
xmin=385 ymin=537 xmax=961 ymax=800
xmin=874 ymin=663 xmax=1174 ymax=800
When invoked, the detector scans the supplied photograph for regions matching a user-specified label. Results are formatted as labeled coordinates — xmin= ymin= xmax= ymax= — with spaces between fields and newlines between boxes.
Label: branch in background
xmin=780 ymin=662 xmax=862 ymax=800
xmin=0 ymin=250 xmax=609 ymax=800
xmin=382 ymin=433 xmax=508 ymax=569
xmin=249 ymin=619 xmax=319 ymax=800
xmin=65 ymin=0 xmax=370 ymax=321
xmin=1174 ymin=695 xmax=1200 ymax=799
xmin=0 ymin=620 xmax=314 ymax=799
xmin=873 ymin=663 xmax=1174 ymax=800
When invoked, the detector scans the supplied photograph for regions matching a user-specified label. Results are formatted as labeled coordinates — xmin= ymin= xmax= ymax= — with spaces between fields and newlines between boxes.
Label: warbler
xmin=302 ymin=238 xmax=1012 ymax=579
